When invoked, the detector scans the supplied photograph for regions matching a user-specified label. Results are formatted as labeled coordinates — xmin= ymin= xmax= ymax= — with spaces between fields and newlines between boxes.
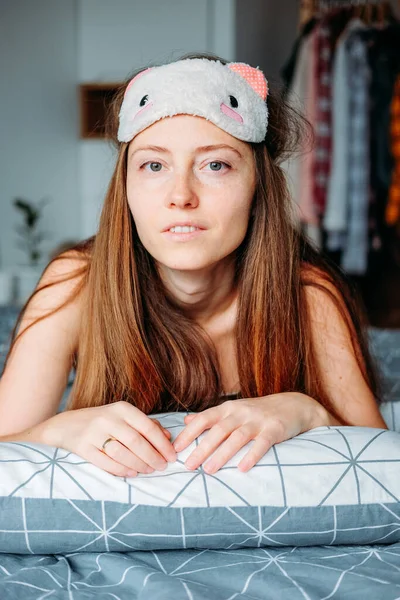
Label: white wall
xmin=0 ymin=0 xmax=79 ymax=269
xmin=0 ymin=0 xmax=236 ymax=266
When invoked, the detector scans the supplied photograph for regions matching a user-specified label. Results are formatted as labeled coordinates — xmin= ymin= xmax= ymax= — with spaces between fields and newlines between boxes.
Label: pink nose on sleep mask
xmin=118 ymin=58 xmax=269 ymax=144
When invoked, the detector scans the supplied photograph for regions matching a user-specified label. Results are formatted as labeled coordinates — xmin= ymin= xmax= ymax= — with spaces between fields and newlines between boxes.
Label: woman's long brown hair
xmin=2 ymin=52 xmax=384 ymax=421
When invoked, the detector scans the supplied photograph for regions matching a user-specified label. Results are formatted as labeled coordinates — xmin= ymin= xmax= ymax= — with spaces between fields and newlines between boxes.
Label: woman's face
xmin=126 ymin=114 xmax=256 ymax=274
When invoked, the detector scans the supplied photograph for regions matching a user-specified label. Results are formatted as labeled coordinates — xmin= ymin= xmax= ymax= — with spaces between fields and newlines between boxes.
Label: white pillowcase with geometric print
xmin=0 ymin=412 xmax=399 ymax=553
xmin=0 ymin=415 xmax=398 ymax=507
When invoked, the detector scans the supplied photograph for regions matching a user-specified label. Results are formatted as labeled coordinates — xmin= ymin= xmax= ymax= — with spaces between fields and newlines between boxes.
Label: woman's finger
xmin=99 ymin=436 xmax=156 ymax=473
xmin=153 ymin=419 xmax=171 ymax=438
xmin=108 ymin=422 xmax=169 ymax=472
xmin=174 ymin=408 xmax=220 ymax=451
xmin=121 ymin=409 xmax=176 ymax=463
xmin=201 ymin=426 xmax=255 ymax=473
xmin=184 ymin=414 xmax=196 ymax=423
xmin=184 ymin=416 xmax=240 ymax=469
xmin=237 ymin=433 xmax=275 ymax=472
xmin=86 ymin=444 xmax=139 ymax=478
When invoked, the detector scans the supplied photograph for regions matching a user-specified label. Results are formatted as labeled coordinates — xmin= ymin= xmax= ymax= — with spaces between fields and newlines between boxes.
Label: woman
xmin=0 ymin=52 xmax=387 ymax=480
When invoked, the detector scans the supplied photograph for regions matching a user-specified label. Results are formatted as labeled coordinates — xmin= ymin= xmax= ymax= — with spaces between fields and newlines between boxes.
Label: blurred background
xmin=0 ymin=0 xmax=399 ymax=328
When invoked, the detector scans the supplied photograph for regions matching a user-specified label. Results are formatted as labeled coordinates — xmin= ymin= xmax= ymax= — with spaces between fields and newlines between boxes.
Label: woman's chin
xmin=156 ymin=258 xmax=218 ymax=274
xmin=164 ymin=263 xmax=212 ymax=273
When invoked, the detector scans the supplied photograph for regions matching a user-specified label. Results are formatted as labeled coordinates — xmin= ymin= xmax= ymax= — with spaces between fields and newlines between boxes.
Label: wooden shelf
xmin=79 ymin=83 xmax=123 ymax=139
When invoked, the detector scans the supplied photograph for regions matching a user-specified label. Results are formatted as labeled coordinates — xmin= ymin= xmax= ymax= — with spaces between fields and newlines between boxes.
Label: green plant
xmin=13 ymin=197 xmax=52 ymax=266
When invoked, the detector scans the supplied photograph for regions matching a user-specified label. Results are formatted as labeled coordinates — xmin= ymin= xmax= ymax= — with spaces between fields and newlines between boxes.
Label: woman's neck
xmin=158 ymin=260 xmax=240 ymax=398
xmin=157 ymin=257 xmax=237 ymax=326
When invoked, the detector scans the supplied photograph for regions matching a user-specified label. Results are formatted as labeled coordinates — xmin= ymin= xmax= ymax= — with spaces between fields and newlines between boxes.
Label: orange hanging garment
xmin=386 ymin=75 xmax=400 ymax=226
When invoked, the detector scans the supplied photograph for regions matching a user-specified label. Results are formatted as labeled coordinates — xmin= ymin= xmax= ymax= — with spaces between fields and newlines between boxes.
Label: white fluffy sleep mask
xmin=118 ymin=58 xmax=269 ymax=144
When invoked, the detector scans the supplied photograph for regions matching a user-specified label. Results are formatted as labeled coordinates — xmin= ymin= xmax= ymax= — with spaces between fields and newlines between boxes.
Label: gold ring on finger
xmin=101 ymin=436 xmax=118 ymax=453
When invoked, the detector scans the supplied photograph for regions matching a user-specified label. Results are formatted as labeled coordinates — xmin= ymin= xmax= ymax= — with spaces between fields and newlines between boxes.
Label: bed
xmin=0 ymin=307 xmax=399 ymax=599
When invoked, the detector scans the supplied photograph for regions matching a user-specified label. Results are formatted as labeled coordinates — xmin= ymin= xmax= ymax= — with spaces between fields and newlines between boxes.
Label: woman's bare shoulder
xmin=40 ymin=249 xmax=89 ymax=291
xmin=13 ymin=249 xmax=88 ymax=354
xmin=300 ymin=261 xmax=331 ymax=284
xmin=0 ymin=251 xmax=90 ymax=433
xmin=21 ymin=250 xmax=89 ymax=332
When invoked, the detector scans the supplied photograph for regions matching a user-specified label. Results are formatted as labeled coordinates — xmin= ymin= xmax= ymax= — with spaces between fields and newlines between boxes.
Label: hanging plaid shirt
xmin=341 ymin=29 xmax=371 ymax=276
xmin=312 ymin=9 xmax=352 ymax=219
xmin=386 ymin=75 xmax=400 ymax=226
xmin=313 ymin=21 xmax=332 ymax=218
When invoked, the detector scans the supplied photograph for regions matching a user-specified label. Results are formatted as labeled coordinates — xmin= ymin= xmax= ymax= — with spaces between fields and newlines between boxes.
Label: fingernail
xmin=174 ymin=443 xmax=183 ymax=452
xmin=204 ymin=462 xmax=215 ymax=473
xmin=158 ymin=462 xmax=168 ymax=471
xmin=144 ymin=466 xmax=154 ymax=474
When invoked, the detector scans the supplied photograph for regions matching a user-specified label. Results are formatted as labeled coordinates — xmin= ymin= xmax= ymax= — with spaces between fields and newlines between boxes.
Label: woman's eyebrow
xmin=130 ymin=144 xmax=243 ymax=159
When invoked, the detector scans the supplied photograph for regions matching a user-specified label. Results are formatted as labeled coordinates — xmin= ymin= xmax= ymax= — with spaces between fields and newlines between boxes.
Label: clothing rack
xmin=298 ymin=0 xmax=397 ymax=28
xmin=288 ymin=0 xmax=400 ymax=326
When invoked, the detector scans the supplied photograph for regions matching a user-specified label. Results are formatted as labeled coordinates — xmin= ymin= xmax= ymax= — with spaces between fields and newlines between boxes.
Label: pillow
xmin=0 ymin=412 xmax=399 ymax=554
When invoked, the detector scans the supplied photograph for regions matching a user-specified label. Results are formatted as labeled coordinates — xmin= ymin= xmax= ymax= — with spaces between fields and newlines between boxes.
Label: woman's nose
xmin=166 ymin=172 xmax=199 ymax=208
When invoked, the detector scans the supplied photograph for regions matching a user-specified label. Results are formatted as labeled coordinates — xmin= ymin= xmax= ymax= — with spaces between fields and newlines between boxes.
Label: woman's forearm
xmin=310 ymin=399 xmax=346 ymax=428
xmin=0 ymin=418 xmax=53 ymax=445
xmin=322 ymin=410 xmax=345 ymax=426
xmin=313 ymin=402 xmax=388 ymax=429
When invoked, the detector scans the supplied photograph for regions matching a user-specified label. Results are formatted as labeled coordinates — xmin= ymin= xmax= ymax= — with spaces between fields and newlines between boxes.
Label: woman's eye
xmin=142 ymin=161 xmax=162 ymax=172
xmin=140 ymin=160 xmax=230 ymax=173
xmin=207 ymin=161 xmax=230 ymax=172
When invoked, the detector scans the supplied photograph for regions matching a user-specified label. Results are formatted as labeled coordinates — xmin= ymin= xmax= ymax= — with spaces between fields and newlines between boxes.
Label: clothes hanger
xmin=368 ymin=1 xmax=396 ymax=27
xmin=353 ymin=1 xmax=364 ymax=19
xmin=376 ymin=1 xmax=385 ymax=24
xmin=365 ymin=2 xmax=373 ymax=25
xmin=355 ymin=1 xmax=376 ymax=24
xmin=316 ymin=0 xmax=353 ymax=15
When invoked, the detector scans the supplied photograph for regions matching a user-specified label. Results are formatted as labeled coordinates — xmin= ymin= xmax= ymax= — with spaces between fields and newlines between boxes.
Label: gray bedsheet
xmin=0 ymin=543 xmax=399 ymax=599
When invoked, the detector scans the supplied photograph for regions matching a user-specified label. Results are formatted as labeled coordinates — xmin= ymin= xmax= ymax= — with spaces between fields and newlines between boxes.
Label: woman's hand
xmin=43 ymin=401 xmax=176 ymax=478
xmin=173 ymin=393 xmax=327 ymax=474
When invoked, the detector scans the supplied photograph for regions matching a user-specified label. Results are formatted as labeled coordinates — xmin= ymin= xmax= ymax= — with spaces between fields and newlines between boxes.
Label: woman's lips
xmin=162 ymin=229 xmax=206 ymax=242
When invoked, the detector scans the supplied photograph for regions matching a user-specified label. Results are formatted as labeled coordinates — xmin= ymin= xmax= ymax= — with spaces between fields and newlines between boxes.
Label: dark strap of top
xmin=219 ymin=391 xmax=241 ymax=400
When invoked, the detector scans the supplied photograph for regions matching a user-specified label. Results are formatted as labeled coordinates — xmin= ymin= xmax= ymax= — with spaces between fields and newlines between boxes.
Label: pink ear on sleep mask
xmin=124 ymin=68 xmax=153 ymax=97
xmin=227 ymin=63 xmax=269 ymax=101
